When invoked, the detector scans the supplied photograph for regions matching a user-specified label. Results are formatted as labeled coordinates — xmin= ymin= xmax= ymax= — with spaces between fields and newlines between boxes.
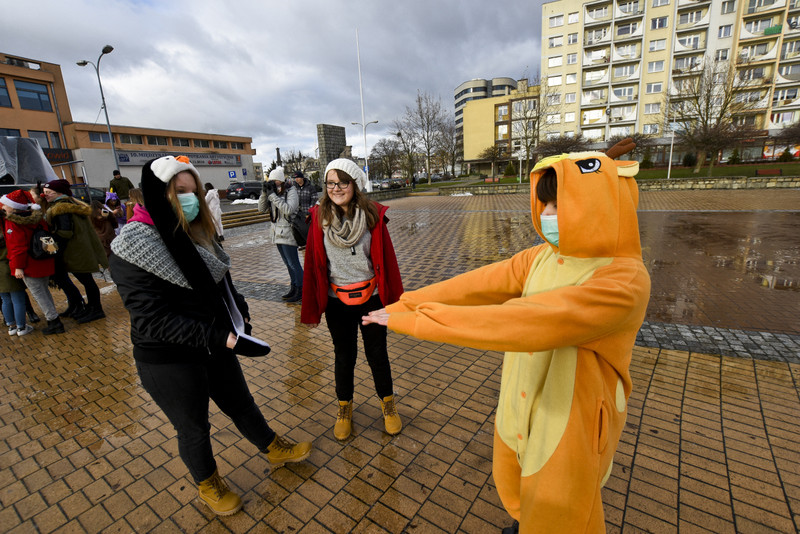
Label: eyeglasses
xmin=325 ymin=181 xmax=351 ymax=190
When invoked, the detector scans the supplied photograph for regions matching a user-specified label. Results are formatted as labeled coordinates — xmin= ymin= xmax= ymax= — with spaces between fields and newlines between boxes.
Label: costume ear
xmin=615 ymin=160 xmax=639 ymax=177
xmin=606 ymin=138 xmax=636 ymax=160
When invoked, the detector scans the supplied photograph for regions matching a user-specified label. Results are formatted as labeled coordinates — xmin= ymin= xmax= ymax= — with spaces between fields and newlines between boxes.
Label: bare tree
xmin=402 ymin=91 xmax=447 ymax=184
xmin=435 ymin=118 xmax=460 ymax=178
xmin=510 ymin=76 xmax=561 ymax=178
xmin=370 ymin=137 xmax=402 ymax=180
xmin=533 ymin=135 xmax=590 ymax=158
xmin=393 ymin=119 xmax=418 ymax=182
xmin=667 ymin=56 xmax=762 ymax=176
xmin=773 ymin=120 xmax=800 ymax=153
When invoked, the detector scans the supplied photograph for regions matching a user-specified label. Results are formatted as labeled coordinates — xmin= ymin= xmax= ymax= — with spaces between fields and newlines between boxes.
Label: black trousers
xmin=52 ymin=265 xmax=101 ymax=309
xmin=325 ymin=294 xmax=394 ymax=401
xmin=136 ymin=351 xmax=276 ymax=483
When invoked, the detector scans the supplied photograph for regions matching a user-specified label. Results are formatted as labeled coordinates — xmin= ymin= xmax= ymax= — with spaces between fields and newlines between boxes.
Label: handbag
xmin=290 ymin=212 xmax=310 ymax=247
xmin=30 ymin=226 xmax=59 ymax=260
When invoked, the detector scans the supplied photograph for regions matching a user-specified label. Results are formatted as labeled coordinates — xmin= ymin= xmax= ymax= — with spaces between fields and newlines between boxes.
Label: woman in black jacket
xmin=110 ymin=156 xmax=312 ymax=516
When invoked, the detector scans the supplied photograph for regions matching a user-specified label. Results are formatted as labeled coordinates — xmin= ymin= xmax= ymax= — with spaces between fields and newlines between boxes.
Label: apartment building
xmin=454 ymin=77 xmax=518 ymax=162
xmin=1 ymin=52 xmax=255 ymax=189
xmin=541 ymin=0 xmax=800 ymax=162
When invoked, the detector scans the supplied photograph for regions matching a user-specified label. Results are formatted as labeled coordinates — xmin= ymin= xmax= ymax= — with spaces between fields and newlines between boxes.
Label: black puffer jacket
xmin=110 ymin=250 xmax=249 ymax=364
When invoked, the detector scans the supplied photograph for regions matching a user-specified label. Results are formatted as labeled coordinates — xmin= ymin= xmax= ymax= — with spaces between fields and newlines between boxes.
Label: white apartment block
xmin=541 ymin=0 xmax=800 ymax=162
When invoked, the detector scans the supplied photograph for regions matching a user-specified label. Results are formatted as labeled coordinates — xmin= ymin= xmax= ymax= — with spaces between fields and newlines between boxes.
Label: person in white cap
xmin=258 ymin=166 xmax=303 ymax=302
xmin=109 ymin=155 xmax=313 ymax=517
xmin=300 ymin=158 xmax=405 ymax=440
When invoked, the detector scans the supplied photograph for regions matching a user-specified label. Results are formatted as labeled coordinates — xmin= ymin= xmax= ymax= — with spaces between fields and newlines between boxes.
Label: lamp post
xmin=352 ymin=120 xmax=378 ymax=190
xmin=666 ymin=90 xmax=675 ymax=180
xmin=77 ymin=45 xmax=119 ymax=174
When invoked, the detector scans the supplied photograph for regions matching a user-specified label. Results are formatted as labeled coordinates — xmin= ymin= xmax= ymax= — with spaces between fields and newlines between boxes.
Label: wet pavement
xmin=1 ymin=189 xmax=799 ymax=533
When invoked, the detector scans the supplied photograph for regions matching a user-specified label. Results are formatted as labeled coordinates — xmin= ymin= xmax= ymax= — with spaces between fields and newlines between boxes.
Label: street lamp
xmin=77 ymin=45 xmax=119 ymax=174
xmin=352 ymin=120 xmax=378 ymax=191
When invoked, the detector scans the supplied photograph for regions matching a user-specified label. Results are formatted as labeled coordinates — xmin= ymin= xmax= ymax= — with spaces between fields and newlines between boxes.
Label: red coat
xmin=301 ymin=202 xmax=403 ymax=324
xmin=3 ymin=210 xmax=55 ymax=278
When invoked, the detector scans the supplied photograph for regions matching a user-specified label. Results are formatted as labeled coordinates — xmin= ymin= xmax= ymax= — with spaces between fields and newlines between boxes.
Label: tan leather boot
xmin=380 ymin=395 xmax=402 ymax=435
xmin=197 ymin=469 xmax=242 ymax=516
xmin=265 ymin=434 xmax=312 ymax=468
xmin=334 ymin=400 xmax=353 ymax=440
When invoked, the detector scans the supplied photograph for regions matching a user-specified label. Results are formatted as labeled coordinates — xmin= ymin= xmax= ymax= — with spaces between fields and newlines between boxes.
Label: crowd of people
xmin=2 ymin=142 xmax=650 ymax=532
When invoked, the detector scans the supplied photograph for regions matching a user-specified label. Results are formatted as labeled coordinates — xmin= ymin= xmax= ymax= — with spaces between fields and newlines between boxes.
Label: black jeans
xmin=52 ymin=266 xmax=101 ymax=309
xmin=325 ymin=294 xmax=394 ymax=401
xmin=136 ymin=351 xmax=276 ymax=483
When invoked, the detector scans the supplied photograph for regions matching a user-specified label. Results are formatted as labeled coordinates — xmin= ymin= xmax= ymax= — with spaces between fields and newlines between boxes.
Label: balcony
xmin=615 ymin=5 xmax=644 ymax=20
xmin=741 ymin=24 xmax=784 ymax=41
xmin=745 ymin=0 xmax=787 ymax=16
xmin=677 ymin=0 xmax=711 ymax=6
xmin=675 ymin=11 xmax=710 ymax=32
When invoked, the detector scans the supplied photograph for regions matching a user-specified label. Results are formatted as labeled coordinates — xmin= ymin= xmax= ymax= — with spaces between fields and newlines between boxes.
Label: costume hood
xmin=530 ymin=152 xmax=641 ymax=259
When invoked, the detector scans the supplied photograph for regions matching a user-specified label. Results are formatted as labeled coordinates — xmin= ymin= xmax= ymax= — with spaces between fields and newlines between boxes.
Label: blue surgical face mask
xmin=540 ymin=214 xmax=559 ymax=247
xmin=177 ymin=193 xmax=200 ymax=222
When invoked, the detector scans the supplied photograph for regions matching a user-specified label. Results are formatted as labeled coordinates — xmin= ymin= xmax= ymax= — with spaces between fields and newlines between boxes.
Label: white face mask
xmin=540 ymin=214 xmax=559 ymax=247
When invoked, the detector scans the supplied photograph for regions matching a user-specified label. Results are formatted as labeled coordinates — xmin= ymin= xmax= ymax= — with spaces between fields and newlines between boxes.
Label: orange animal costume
xmin=386 ymin=153 xmax=651 ymax=532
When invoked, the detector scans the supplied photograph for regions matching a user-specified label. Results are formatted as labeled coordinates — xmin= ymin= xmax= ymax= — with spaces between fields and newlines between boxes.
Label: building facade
xmin=454 ymin=78 xmax=518 ymax=161
xmin=541 ymin=0 xmax=799 ymax=162
xmin=1 ymin=52 xmax=256 ymax=189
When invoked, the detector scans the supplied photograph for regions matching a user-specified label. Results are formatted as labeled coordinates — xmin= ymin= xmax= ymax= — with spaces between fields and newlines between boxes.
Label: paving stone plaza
xmin=1 ymin=189 xmax=798 ymax=533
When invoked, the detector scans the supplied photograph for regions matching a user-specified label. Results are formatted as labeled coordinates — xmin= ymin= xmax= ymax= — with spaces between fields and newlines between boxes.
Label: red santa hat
xmin=0 ymin=189 xmax=40 ymax=211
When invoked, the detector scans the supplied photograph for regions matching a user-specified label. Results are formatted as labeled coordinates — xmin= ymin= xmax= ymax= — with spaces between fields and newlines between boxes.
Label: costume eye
xmin=576 ymin=158 xmax=601 ymax=173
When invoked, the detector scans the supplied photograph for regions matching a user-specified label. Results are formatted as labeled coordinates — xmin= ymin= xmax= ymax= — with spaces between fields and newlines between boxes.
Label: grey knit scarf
xmin=111 ymin=222 xmax=230 ymax=289
xmin=324 ymin=207 xmax=367 ymax=248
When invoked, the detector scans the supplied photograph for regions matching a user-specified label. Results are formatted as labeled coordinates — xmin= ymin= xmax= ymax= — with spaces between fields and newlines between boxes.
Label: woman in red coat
xmin=301 ymin=158 xmax=404 ymax=441
xmin=0 ymin=189 xmax=64 ymax=335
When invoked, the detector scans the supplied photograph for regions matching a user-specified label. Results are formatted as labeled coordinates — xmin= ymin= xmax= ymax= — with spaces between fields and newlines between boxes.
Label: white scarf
xmin=324 ymin=207 xmax=367 ymax=248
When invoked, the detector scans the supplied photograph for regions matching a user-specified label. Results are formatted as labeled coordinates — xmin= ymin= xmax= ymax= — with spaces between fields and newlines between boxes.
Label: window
xmin=674 ymin=56 xmax=700 ymax=70
xmin=49 ymin=132 xmax=61 ymax=149
xmin=650 ymin=39 xmax=666 ymax=51
xmin=549 ymin=15 xmax=564 ymax=27
xmin=643 ymin=124 xmax=660 ymax=134
xmin=745 ymin=18 xmax=772 ymax=33
xmin=614 ymin=64 xmax=636 ymax=77
xmin=646 ymin=82 xmax=663 ymax=93
xmin=678 ymin=35 xmax=701 ymax=49
xmin=147 ymin=135 xmax=168 ymax=146
xmin=585 ymin=70 xmax=605 ymax=83
xmin=590 ymin=49 xmax=608 ymax=62
xmin=213 ymin=140 xmax=228 ymax=149
xmin=546 ymin=113 xmax=561 ymax=124
xmin=549 ymin=35 xmax=563 ymax=48
xmin=119 ymin=134 xmax=142 ymax=144
xmin=721 ymin=0 xmax=736 ymax=13
xmin=734 ymin=115 xmax=757 ymax=126
xmin=172 ymin=137 xmax=190 ymax=147
xmin=716 ymin=49 xmax=729 ymax=61
xmin=587 ymin=28 xmax=608 ymax=43
xmin=497 ymin=105 xmax=509 ymax=120
xmin=584 ymin=89 xmax=606 ymax=101
xmin=13 ymin=80 xmax=52 ymax=112
xmin=782 ymin=40 xmax=800 ymax=59
xmin=648 ymin=60 xmax=665 ymax=73
xmin=617 ymin=44 xmax=637 ymax=58
xmin=588 ymin=6 xmax=608 ymax=18
xmin=565 ymin=112 xmax=576 ymax=122
xmin=194 ymin=139 xmax=210 ymax=148
xmin=735 ymin=91 xmax=762 ymax=103
xmin=566 ymin=73 xmax=577 ymax=84
xmin=568 ymin=33 xmax=579 ymax=44
xmin=614 ymin=87 xmax=635 ymax=100
xmin=617 ymin=22 xmax=638 ymax=36
xmin=611 ymin=126 xmax=633 ymax=137
xmin=771 ymin=111 xmax=794 ymax=124
xmin=567 ymin=53 xmax=578 ymax=64
xmin=652 ymin=17 xmax=668 ymax=29
xmin=741 ymin=43 xmax=769 ymax=59
xmin=620 ymin=1 xmax=640 ymax=14
xmin=568 ymin=12 xmax=579 ymax=23
xmin=645 ymin=103 xmax=661 ymax=114
xmin=28 ymin=130 xmax=50 ymax=148
xmin=547 ymin=94 xmax=561 ymax=105
xmin=548 ymin=56 xmax=563 ymax=68
xmin=0 ymin=128 xmax=20 ymax=137
xmin=679 ymin=11 xmax=703 ymax=25
xmin=779 ymin=64 xmax=800 ymax=76
xmin=565 ymin=92 xmax=577 ymax=103
xmin=582 ymin=109 xmax=605 ymax=124
xmin=497 ymin=124 xmax=508 ymax=140
xmin=774 ymin=88 xmax=798 ymax=102
xmin=652 ymin=0 xmax=669 ymax=5
xmin=88 ymin=131 xmax=110 ymax=143
xmin=0 ymin=78 xmax=10 ymax=107
xmin=548 ymin=75 xmax=562 ymax=86
xmin=231 ymin=142 xmax=244 ymax=150
xmin=719 ymin=25 xmax=732 ymax=38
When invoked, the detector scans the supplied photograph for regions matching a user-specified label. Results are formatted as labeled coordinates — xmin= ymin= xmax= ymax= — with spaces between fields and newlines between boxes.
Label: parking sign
xmin=228 ymin=171 xmax=236 ymax=178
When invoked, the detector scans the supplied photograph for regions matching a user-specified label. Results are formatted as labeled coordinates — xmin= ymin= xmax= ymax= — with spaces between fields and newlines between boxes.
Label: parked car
xmin=70 ymin=183 xmax=106 ymax=205
xmin=226 ymin=181 xmax=263 ymax=200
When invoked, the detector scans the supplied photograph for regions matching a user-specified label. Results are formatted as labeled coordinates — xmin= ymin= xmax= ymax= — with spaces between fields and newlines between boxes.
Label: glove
xmin=233 ymin=335 xmax=271 ymax=358
xmin=244 ymin=322 xmax=252 ymax=335
xmin=262 ymin=181 xmax=272 ymax=193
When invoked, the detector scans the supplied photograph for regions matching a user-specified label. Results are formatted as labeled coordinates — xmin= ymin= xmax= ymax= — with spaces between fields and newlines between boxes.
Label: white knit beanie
xmin=268 ymin=166 xmax=285 ymax=182
xmin=324 ymin=158 xmax=366 ymax=191
xmin=150 ymin=155 xmax=200 ymax=183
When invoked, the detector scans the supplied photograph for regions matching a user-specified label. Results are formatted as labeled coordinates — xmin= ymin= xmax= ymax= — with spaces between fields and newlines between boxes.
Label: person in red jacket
xmin=0 ymin=189 xmax=64 ymax=335
xmin=301 ymin=158 xmax=404 ymax=440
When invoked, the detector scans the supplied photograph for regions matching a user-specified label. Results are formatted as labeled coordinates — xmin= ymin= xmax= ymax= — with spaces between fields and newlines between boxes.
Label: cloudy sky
xmin=8 ymin=0 xmax=544 ymax=164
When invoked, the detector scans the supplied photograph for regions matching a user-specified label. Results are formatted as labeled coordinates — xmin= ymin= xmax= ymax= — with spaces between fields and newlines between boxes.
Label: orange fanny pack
xmin=331 ymin=278 xmax=377 ymax=305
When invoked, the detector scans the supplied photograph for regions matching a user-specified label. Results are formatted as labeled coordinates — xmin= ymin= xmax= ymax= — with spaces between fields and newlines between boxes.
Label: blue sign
xmin=242 ymin=168 xmax=247 ymax=176
xmin=228 ymin=171 xmax=236 ymax=178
